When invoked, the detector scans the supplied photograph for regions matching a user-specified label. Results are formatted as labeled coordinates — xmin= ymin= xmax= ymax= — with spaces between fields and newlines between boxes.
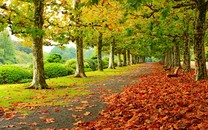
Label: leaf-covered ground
xmin=75 ymin=64 xmax=208 ymax=129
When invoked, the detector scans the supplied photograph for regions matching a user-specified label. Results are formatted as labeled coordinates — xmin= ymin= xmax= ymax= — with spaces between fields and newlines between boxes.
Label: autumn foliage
xmin=75 ymin=64 xmax=208 ymax=129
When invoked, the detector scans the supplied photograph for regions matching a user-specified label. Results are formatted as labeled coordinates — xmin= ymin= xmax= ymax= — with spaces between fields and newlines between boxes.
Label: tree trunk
xmin=182 ymin=21 xmax=191 ymax=72
xmin=135 ymin=55 xmax=138 ymax=64
xmin=139 ymin=56 xmax=145 ymax=63
xmin=130 ymin=54 xmax=133 ymax=65
xmin=123 ymin=49 xmax=127 ymax=66
xmin=108 ymin=39 xmax=115 ymax=69
xmin=173 ymin=40 xmax=181 ymax=67
xmin=97 ymin=32 xmax=103 ymax=71
xmin=127 ymin=50 xmax=130 ymax=65
xmin=165 ymin=48 xmax=173 ymax=65
xmin=75 ymin=37 xmax=87 ymax=77
xmin=27 ymin=0 xmax=48 ymax=89
xmin=117 ymin=50 xmax=122 ymax=67
xmin=193 ymin=0 xmax=207 ymax=81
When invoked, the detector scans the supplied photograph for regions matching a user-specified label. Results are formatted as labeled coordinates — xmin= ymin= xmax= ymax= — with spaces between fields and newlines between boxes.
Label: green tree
xmin=46 ymin=53 xmax=64 ymax=63
xmin=0 ymin=29 xmax=16 ymax=64
xmin=50 ymin=46 xmax=76 ymax=60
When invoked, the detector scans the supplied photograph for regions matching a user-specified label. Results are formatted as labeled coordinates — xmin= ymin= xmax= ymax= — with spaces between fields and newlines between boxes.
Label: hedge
xmin=44 ymin=63 xmax=69 ymax=78
xmin=0 ymin=65 xmax=32 ymax=84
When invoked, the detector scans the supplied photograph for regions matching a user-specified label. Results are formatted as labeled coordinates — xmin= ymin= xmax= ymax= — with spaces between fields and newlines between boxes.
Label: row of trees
xmin=0 ymin=0 xmax=207 ymax=89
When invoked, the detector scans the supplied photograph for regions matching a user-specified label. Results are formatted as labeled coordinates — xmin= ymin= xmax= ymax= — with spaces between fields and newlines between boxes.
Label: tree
xmin=46 ymin=53 xmax=64 ymax=63
xmin=0 ymin=29 xmax=16 ymax=64
xmin=28 ymin=0 xmax=48 ymax=89
xmin=182 ymin=17 xmax=191 ymax=72
xmin=97 ymin=31 xmax=103 ymax=71
xmin=108 ymin=38 xmax=116 ymax=69
xmin=50 ymin=46 xmax=76 ymax=60
xmin=193 ymin=0 xmax=207 ymax=80
xmin=1 ymin=0 xmax=49 ymax=89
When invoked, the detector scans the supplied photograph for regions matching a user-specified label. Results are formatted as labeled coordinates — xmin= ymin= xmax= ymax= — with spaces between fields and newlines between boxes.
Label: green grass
xmin=0 ymin=65 xmax=139 ymax=112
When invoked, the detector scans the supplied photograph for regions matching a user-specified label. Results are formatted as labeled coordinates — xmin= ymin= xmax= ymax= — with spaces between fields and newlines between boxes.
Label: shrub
xmin=46 ymin=53 xmax=65 ymax=63
xmin=67 ymin=67 xmax=75 ymax=75
xmin=19 ymin=79 xmax=32 ymax=83
xmin=0 ymin=66 xmax=32 ymax=84
xmin=65 ymin=59 xmax=76 ymax=70
xmin=44 ymin=63 xmax=69 ymax=78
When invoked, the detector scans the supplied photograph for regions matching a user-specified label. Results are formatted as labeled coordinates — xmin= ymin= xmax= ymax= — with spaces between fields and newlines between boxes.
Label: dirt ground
xmin=0 ymin=63 xmax=155 ymax=130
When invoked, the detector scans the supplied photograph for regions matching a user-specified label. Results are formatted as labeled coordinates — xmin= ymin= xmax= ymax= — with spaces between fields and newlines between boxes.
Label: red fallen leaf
xmin=61 ymin=128 xmax=68 ymax=130
xmin=5 ymin=112 xmax=15 ymax=120
xmin=0 ymin=108 xmax=4 ymax=117
xmin=54 ymin=108 xmax=60 ymax=112
xmin=30 ymin=122 xmax=38 ymax=126
xmin=74 ymin=64 xmax=208 ymax=129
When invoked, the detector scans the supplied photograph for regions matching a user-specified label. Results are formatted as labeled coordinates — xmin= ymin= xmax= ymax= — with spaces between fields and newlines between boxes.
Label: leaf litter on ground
xmin=74 ymin=64 xmax=208 ymax=130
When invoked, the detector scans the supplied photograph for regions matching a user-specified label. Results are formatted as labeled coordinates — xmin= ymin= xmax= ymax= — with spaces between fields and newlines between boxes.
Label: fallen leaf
xmin=84 ymin=112 xmax=91 ymax=116
xmin=5 ymin=112 xmax=15 ymax=120
xmin=73 ymin=120 xmax=82 ymax=126
xmin=54 ymin=108 xmax=60 ymax=112
xmin=30 ymin=122 xmax=38 ymax=126
xmin=43 ymin=118 xmax=55 ymax=124
xmin=81 ymin=101 xmax=88 ymax=104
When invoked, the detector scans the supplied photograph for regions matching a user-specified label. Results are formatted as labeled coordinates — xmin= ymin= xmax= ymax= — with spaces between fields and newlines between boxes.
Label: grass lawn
xmin=0 ymin=65 xmax=139 ymax=112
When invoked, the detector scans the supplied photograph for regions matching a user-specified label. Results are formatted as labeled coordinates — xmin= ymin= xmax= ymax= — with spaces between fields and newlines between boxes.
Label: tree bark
xmin=75 ymin=37 xmax=87 ymax=77
xmin=108 ymin=39 xmax=115 ymax=69
xmin=123 ymin=49 xmax=127 ymax=66
xmin=27 ymin=0 xmax=48 ymax=89
xmin=117 ymin=50 xmax=122 ymax=67
xmin=73 ymin=0 xmax=86 ymax=78
xmin=182 ymin=21 xmax=191 ymax=72
xmin=139 ymin=56 xmax=145 ymax=63
xmin=127 ymin=50 xmax=130 ymax=65
xmin=173 ymin=40 xmax=181 ymax=67
xmin=193 ymin=0 xmax=207 ymax=80
xmin=97 ymin=32 xmax=103 ymax=71
xmin=130 ymin=54 xmax=133 ymax=65
xmin=135 ymin=55 xmax=139 ymax=64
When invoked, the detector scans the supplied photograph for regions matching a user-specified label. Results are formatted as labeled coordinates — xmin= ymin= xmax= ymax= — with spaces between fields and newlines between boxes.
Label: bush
xmin=0 ymin=66 xmax=32 ymax=84
xmin=67 ymin=67 xmax=75 ymax=75
xmin=65 ymin=59 xmax=76 ymax=70
xmin=46 ymin=53 xmax=65 ymax=63
xmin=44 ymin=63 xmax=69 ymax=78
